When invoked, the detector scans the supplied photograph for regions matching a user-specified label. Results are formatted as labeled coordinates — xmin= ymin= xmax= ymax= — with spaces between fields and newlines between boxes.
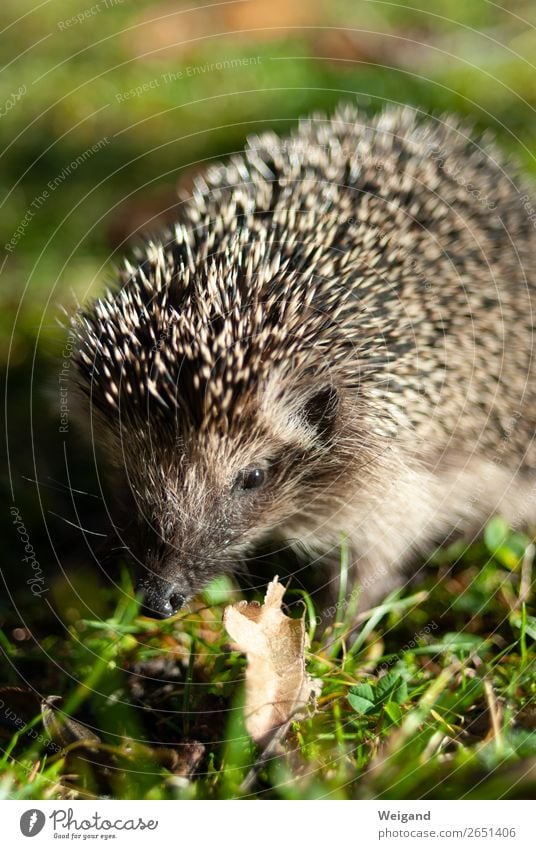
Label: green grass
xmin=0 ymin=518 xmax=534 ymax=801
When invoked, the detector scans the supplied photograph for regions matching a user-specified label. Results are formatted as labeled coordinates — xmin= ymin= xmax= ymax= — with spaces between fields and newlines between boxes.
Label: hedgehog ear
xmin=300 ymin=384 xmax=339 ymax=441
xmin=260 ymin=375 xmax=339 ymax=446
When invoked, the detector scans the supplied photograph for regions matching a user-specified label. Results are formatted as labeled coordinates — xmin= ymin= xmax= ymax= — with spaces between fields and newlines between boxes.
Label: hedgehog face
xmin=117 ymin=379 xmax=343 ymax=618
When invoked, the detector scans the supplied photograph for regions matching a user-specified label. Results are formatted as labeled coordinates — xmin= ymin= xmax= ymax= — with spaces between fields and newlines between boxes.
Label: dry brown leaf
xmin=223 ymin=577 xmax=319 ymax=747
xmin=41 ymin=696 xmax=101 ymax=750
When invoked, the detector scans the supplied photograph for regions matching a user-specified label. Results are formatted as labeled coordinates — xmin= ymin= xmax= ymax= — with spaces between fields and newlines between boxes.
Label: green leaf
xmin=202 ymin=575 xmax=235 ymax=605
xmin=484 ymin=517 xmax=510 ymax=555
xmin=441 ymin=632 xmax=486 ymax=651
xmin=510 ymin=611 xmax=536 ymax=641
xmin=350 ymin=682 xmax=374 ymax=701
xmin=384 ymin=701 xmax=403 ymax=723
xmin=348 ymin=683 xmax=375 ymax=715
xmin=394 ymin=679 xmax=408 ymax=704
xmin=376 ymin=671 xmax=402 ymax=702
xmin=494 ymin=532 xmax=529 ymax=571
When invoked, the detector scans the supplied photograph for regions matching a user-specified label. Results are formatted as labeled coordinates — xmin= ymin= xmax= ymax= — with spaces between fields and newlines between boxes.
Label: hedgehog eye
xmin=234 ymin=468 xmax=266 ymax=492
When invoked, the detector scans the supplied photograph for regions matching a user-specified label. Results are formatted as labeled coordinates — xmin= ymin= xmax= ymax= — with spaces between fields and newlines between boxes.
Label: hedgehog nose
xmin=138 ymin=581 xmax=186 ymax=619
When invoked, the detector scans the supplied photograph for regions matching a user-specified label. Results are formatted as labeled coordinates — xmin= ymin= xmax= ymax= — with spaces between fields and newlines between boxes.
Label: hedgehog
xmin=72 ymin=104 xmax=536 ymax=620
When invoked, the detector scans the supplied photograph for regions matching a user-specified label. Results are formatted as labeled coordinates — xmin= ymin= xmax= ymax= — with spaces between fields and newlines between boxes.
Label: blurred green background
xmin=3 ymin=0 xmax=536 ymax=360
